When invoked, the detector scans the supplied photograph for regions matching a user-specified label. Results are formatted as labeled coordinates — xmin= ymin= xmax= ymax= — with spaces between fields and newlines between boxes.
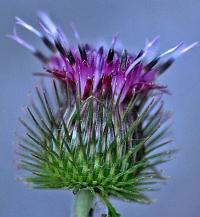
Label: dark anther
xmin=158 ymin=58 xmax=174 ymax=75
xmin=66 ymin=50 xmax=76 ymax=65
xmin=42 ymin=36 xmax=56 ymax=52
xmin=55 ymin=38 xmax=76 ymax=65
xmin=145 ymin=57 xmax=160 ymax=71
xmin=98 ymin=46 xmax=104 ymax=55
xmin=55 ymin=39 xmax=67 ymax=57
xmin=135 ymin=49 xmax=144 ymax=60
xmin=78 ymin=44 xmax=87 ymax=62
xmin=106 ymin=48 xmax=114 ymax=63
xmin=101 ymin=214 xmax=107 ymax=217
xmin=34 ymin=50 xmax=48 ymax=63
xmin=120 ymin=49 xmax=128 ymax=71
xmin=85 ymin=43 xmax=91 ymax=51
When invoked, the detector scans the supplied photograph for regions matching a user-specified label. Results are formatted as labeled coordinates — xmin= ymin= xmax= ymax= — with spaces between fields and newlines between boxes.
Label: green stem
xmin=73 ymin=189 xmax=95 ymax=217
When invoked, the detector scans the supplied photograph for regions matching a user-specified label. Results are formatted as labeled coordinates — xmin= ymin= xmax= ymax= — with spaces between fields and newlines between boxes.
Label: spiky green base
xmin=18 ymin=80 xmax=174 ymax=216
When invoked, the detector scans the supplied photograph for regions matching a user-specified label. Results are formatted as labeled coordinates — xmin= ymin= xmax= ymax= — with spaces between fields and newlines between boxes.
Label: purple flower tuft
xmin=8 ymin=12 xmax=198 ymax=104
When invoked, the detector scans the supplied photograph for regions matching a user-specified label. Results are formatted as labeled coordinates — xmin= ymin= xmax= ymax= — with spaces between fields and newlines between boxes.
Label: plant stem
xmin=73 ymin=189 xmax=95 ymax=217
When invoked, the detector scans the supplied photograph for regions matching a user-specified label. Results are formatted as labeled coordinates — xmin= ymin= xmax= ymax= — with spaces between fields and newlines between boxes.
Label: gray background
xmin=0 ymin=0 xmax=200 ymax=217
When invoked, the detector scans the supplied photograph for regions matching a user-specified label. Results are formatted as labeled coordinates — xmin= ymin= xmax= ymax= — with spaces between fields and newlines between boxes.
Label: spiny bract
xmin=10 ymin=12 xmax=197 ymax=216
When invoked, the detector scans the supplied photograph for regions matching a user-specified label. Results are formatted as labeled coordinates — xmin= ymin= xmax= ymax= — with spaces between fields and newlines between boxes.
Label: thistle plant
xmin=9 ymin=12 xmax=197 ymax=217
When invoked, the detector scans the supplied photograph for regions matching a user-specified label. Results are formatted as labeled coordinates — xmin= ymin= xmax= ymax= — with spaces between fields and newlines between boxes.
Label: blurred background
xmin=0 ymin=0 xmax=200 ymax=216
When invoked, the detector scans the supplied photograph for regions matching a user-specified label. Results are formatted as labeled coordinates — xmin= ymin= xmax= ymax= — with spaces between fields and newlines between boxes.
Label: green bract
xmin=18 ymin=80 xmax=173 ymax=216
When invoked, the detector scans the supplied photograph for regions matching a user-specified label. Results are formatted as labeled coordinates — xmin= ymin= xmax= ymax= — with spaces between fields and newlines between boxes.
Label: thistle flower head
xmin=10 ymin=13 xmax=198 ymax=104
xmin=10 ymin=12 xmax=197 ymax=216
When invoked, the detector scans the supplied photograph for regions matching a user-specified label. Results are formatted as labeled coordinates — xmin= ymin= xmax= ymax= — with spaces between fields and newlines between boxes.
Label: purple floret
xmin=8 ymin=12 xmax=198 ymax=104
